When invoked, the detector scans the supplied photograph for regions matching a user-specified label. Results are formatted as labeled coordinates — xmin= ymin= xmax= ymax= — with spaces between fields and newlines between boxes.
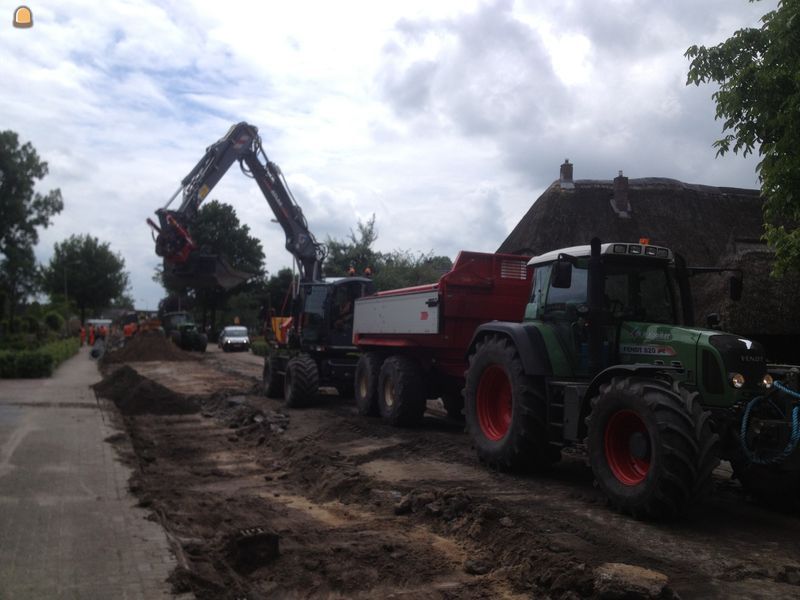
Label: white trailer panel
xmin=353 ymin=290 xmax=440 ymax=335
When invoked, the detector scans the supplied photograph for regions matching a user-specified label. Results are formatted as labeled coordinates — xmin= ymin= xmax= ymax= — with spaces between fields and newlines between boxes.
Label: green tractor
xmin=161 ymin=311 xmax=208 ymax=352
xmin=465 ymin=239 xmax=800 ymax=518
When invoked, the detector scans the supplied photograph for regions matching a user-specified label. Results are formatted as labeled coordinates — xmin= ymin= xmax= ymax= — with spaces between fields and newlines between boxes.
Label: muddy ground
xmin=94 ymin=343 xmax=800 ymax=599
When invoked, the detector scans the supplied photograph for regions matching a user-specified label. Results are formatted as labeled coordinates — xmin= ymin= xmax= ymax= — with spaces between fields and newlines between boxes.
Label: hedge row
xmin=251 ymin=341 xmax=268 ymax=357
xmin=0 ymin=337 xmax=80 ymax=378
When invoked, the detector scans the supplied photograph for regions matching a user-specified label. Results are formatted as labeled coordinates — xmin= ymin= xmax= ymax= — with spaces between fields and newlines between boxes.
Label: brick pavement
xmin=0 ymin=346 xmax=187 ymax=599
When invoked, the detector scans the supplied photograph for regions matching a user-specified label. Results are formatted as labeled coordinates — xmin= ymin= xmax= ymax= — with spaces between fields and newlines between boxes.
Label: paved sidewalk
xmin=0 ymin=347 xmax=181 ymax=599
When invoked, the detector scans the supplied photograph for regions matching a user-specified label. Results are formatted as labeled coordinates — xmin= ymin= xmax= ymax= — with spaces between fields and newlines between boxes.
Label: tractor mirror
xmin=552 ymin=260 xmax=573 ymax=289
xmin=729 ymin=276 xmax=743 ymax=301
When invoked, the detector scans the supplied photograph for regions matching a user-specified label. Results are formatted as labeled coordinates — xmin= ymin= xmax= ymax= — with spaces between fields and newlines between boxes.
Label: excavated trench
xmin=94 ymin=347 xmax=800 ymax=600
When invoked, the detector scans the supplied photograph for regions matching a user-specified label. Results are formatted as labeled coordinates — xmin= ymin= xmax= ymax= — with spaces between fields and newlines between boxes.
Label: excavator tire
xmin=586 ymin=376 xmax=719 ymax=520
xmin=263 ymin=356 xmax=284 ymax=398
xmin=355 ymin=352 xmax=382 ymax=417
xmin=378 ymin=355 xmax=426 ymax=427
xmin=284 ymin=354 xmax=319 ymax=408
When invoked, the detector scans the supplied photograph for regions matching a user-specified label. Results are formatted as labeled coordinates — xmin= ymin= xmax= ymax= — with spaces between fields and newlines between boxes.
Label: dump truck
xmin=353 ymin=239 xmax=800 ymax=518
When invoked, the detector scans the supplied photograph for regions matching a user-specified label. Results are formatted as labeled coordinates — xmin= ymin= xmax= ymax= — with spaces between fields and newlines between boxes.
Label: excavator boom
xmin=149 ymin=122 xmax=326 ymax=289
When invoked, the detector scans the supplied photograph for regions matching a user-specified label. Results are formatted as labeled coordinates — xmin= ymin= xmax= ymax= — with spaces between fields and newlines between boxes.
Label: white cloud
xmin=0 ymin=0 xmax=778 ymax=310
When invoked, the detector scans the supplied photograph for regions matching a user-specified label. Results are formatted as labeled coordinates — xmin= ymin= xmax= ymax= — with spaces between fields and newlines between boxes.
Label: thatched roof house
xmin=498 ymin=161 xmax=800 ymax=361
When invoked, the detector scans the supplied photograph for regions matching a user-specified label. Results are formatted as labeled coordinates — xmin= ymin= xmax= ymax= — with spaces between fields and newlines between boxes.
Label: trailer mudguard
xmin=467 ymin=321 xmax=552 ymax=376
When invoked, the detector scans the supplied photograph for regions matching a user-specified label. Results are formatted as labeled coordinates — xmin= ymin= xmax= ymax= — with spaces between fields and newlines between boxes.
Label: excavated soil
xmin=95 ymin=349 xmax=800 ymax=600
xmin=102 ymin=332 xmax=198 ymax=364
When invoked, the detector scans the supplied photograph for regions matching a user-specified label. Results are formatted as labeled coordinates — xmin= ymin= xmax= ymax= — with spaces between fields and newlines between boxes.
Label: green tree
xmin=41 ymin=234 xmax=130 ymax=323
xmin=0 ymin=243 xmax=39 ymax=331
xmin=324 ymin=215 xmax=452 ymax=290
xmin=186 ymin=200 xmax=266 ymax=333
xmin=686 ymin=0 xmax=800 ymax=273
xmin=0 ymin=130 xmax=63 ymax=328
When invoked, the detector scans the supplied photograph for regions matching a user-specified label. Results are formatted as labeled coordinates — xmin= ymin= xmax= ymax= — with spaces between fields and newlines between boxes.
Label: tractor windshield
xmin=603 ymin=260 xmax=679 ymax=324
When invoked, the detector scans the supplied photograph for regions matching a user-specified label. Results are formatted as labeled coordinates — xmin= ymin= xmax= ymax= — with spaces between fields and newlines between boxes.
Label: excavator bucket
xmin=164 ymin=253 xmax=252 ymax=290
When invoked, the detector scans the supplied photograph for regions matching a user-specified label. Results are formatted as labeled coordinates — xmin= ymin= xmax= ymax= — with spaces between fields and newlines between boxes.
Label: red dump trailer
xmin=352 ymin=251 xmax=532 ymax=425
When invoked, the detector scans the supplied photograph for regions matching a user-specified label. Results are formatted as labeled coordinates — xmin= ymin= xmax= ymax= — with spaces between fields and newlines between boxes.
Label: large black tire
xmin=284 ymin=355 xmax=319 ymax=408
xmin=378 ymin=355 xmax=426 ymax=426
xmin=464 ymin=335 xmax=552 ymax=471
xmin=355 ymin=352 xmax=382 ymax=417
xmin=587 ymin=376 xmax=719 ymax=520
xmin=263 ymin=356 xmax=284 ymax=398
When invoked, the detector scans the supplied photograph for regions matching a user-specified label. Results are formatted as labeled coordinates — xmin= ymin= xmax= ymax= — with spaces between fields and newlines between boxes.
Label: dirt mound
xmin=94 ymin=365 xmax=200 ymax=415
xmin=102 ymin=333 xmax=197 ymax=364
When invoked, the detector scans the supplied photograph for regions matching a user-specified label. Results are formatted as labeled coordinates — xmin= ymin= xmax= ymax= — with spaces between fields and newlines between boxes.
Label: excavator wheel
xmin=263 ymin=356 xmax=284 ymax=398
xmin=284 ymin=354 xmax=319 ymax=408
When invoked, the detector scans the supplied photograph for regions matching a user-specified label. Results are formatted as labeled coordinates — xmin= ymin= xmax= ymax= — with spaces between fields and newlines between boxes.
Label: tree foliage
xmin=323 ymin=215 xmax=452 ymax=290
xmin=176 ymin=200 xmax=267 ymax=331
xmin=686 ymin=0 xmax=800 ymax=272
xmin=42 ymin=234 xmax=130 ymax=323
xmin=0 ymin=130 xmax=63 ymax=255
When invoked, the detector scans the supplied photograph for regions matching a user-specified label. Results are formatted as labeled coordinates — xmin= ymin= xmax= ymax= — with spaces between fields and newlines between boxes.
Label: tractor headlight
xmin=761 ymin=373 xmax=774 ymax=389
xmin=730 ymin=373 xmax=745 ymax=389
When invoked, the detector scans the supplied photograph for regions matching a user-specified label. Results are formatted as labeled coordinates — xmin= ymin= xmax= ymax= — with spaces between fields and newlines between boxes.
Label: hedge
xmin=0 ymin=337 xmax=80 ymax=378
xmin=251 ymin=341 xmax=268 ymax=357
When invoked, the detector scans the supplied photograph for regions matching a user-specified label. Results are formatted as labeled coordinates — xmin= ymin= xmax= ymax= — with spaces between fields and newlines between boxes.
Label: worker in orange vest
xmin=88 ymin=324 xmax=95 ymax=346
xmin=79 ymin=326 xmax=86 ymax=346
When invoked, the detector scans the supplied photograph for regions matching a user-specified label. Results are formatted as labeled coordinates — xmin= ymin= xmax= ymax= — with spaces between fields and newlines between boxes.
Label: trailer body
xmin=352 ymin=251 xmax=531 ymax=419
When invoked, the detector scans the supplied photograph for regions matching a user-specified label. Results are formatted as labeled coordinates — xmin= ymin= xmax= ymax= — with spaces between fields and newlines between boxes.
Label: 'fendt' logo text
xmin=740 ymin=355 xmax=764 ymax=362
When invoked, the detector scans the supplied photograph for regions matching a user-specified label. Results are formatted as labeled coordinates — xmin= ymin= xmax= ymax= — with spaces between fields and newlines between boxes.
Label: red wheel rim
xmin=476 ymin=365 xmax=512 ymax=441
xmin=604 ymin=409 xmax=651 ymax=485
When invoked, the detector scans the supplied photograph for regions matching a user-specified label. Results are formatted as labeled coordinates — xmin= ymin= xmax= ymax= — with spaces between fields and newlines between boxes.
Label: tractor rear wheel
xmin=377 ymin=355 xmax=426 ymax=426
xmin=355 ymin=352 xmax=382 ymax=417
xmin=587 ymin=376 xmax=719 ymax=519
xmin=284 ymin=355 xmax=319 ymax=408
xmin=464 ymin=335 xmax=552 ymax=471
xmin=263 ymin=356 xmax=284 ymax=398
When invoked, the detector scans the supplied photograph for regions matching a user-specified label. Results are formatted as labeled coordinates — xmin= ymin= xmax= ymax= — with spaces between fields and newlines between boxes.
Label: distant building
xmin=498 ymin=160 xmax=800 ymax=362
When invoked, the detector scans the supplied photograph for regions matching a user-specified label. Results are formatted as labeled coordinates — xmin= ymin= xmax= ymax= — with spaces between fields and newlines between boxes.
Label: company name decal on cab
xmin=620 ymin=345 xmax=677 ymax=356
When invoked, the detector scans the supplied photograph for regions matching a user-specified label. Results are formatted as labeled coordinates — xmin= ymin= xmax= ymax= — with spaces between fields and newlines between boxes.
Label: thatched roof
xmin=498 ymin=165 xmax=799 ymax=336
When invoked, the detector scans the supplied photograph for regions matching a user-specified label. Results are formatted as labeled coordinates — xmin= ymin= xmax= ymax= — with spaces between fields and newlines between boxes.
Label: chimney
xmin=559 ymin=159 xmax=574 ymax=190
xmin=611 ymin=170 xmax=631 ymax=217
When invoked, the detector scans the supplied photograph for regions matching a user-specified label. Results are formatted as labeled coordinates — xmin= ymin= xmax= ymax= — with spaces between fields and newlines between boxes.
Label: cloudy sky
xmin=1 ymin=0 xmax=775 ymax=309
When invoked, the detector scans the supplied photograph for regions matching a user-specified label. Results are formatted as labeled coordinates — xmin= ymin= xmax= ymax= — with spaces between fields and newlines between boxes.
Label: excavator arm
xmin=148 ymin=122 xmax=326 ymax=289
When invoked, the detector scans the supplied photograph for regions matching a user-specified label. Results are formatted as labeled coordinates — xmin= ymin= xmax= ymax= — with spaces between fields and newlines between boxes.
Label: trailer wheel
xmin=284 ymin=354 xmax=319 ymax=408
xmin=355 ymin=353 xmax=382 ymax=416
xmin=587 ymin=377 xmax=719 ymax=519
xmin=464 ymin=335 xmax=551 ymax=470
xmin=263 ymin=356 xmax=284 ymax=398
xmin=378 ymin=355 xmax=426 ymax=426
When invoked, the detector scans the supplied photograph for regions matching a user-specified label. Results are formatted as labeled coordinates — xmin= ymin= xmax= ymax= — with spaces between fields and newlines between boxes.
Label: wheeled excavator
xmin=148 ymin=122 xmax=374 ymax=406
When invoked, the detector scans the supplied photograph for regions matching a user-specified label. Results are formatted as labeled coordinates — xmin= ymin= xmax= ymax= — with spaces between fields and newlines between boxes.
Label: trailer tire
xmin=464 ymin=335 xmax=552 ymax=471
xmin=586 ymin=376 xmax=719 ymax=520
xmin=378 ymin=355 xmax=426 ymax=426
xmin=730 ymin=460 xmax=800 ymax=509
xmin=263 ymin=356 xmax=284 ymax=398
xmin=355 ymin=353 xmax=382 ymax=417
xmin=284 ymin=355 xmax=318 ymax=408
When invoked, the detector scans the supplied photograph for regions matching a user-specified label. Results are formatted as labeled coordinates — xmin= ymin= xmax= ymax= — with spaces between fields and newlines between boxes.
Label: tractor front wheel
xmin=284 ymin=355 xmax=319 ymax=408
xmin=464 ymin=335 xmax=552 ymax=471
xmin=587 ymin=376 xmax=719 ymax=519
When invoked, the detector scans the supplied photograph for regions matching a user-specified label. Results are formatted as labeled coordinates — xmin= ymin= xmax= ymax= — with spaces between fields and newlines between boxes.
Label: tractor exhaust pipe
xmin=588 ymin=237 xmax=604 ymax=374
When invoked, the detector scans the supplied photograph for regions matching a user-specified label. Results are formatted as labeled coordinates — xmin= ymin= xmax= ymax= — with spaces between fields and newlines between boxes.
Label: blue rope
xmin=740 ymin=381 xmax=800 ymax=466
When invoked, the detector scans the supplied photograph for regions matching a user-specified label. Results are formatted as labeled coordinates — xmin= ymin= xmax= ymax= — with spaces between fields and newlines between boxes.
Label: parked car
xmin=218 ymin=326 xmax=250 ymax=352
